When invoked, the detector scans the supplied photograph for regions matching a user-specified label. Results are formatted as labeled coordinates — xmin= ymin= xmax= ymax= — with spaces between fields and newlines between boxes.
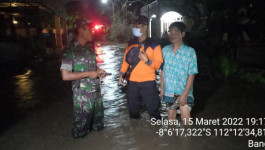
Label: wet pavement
xmin=0 ymin=43 xmax=265 ymax=150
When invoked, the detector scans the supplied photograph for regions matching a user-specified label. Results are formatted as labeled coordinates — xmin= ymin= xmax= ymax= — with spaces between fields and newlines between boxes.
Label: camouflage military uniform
xmin=60 ymin=40 xmax=104 ymax=138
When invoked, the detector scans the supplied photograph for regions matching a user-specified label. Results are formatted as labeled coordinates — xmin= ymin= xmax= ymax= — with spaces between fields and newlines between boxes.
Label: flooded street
xmin=0 ymin=44 xmax=265 ymax=150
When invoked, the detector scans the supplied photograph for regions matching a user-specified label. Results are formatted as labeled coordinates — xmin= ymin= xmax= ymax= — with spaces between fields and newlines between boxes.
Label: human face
xmin=133 ymin=23 xmax=147 ymax=36
xmin=168 ymin=26 xmax=185 ymax=44
xmin=79 ymin=26 xmax=93 ymax=42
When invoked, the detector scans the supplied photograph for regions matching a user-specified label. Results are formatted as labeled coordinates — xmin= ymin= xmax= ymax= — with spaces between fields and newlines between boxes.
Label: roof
xmin=0 ymin=1 xmax=55 ymax=14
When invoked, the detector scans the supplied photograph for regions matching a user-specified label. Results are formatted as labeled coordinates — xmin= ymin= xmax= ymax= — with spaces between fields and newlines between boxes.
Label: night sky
xmin=43 ymin=0 xmax=113 ymax=22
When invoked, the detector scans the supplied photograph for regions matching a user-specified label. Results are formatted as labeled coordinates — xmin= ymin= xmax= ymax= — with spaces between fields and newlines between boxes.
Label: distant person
xmin=162 ymin=30 xmax=169 ymax=39
xmin=60 ymin=18 xmax=107 ymax=139
xmin=161 ymin=30 xmax=170 ymax=48
xmin=119 ymin=15 xmax=163 ymax=120
xmin=160 ymin=22 xmax=198 ymax=125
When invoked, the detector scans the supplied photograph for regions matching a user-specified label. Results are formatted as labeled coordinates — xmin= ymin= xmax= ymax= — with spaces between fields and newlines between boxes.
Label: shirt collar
xmin=170 ymin=42 xmax=184 ymax=54
xmin=138 ymin=37 xmax=149 ymax=47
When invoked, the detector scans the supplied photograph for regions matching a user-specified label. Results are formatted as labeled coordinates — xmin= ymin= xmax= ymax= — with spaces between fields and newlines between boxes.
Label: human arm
xmin=179 ymin=49 xmax=198 ymax=105
xmin=120 ymin=45 xmax=130 ymax=74
xmin=61 ymin=70 xmax=99 ymax=81
xmin=138 ymin=45 xmax=163 ymax=70
xmin=119 ymin=45 xmax=130 ymax=85
xmin=179 ymin=75 xmax=195 ymax=106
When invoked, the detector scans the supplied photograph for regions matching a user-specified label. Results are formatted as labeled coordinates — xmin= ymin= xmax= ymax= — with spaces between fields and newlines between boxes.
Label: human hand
xmin=138 ymin=51 xmax=148 ymax=63
xmin=159 ymin=90 xmax=163 ymax=98
xmin=97 ymin=68 xmax=107 ymax=78
xmin=178 ymin=95 xmax=188 ymax=106
xmin=119 ymin=74 xmax=127 ymax=86
xmin=89 ymin=71 xmax=99 ymax=79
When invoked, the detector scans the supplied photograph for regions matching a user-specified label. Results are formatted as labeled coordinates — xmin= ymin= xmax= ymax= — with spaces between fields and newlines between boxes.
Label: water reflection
xmin=95 ymin=45 xmax=104 ymax=63
xmin=94 ymin=44 xmax=258 ymax=150
xmin=0 ymin=43 xmax=263 ymax=149
xmin=97 ymin=44 xmax=168 ymax=124
xmin=97 ymin=44 xmax=127 ymax=129
xmin=14 ymin=70 xmax=39 ymax=109
xmin=96 ymin=44 xmax=177 ymax=149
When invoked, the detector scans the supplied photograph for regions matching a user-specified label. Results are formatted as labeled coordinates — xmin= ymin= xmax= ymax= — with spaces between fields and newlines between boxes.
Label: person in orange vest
xmin=119 ymin=15 xmax=163 ymax=120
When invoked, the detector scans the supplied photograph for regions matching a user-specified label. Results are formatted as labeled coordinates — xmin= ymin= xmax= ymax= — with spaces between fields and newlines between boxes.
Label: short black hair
xmin=169 ymin=22 xmax=186 ymax=33
xmin=134 ymin=15 xmax=149 ymax=26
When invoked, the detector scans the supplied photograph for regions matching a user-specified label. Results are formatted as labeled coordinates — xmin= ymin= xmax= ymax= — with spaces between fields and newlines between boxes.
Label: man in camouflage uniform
xmin=60 ymin=18 xmax=106 ymax=139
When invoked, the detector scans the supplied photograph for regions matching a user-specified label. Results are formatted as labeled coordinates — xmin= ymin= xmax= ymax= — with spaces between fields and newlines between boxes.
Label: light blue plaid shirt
xmin=162 ymin=43 xmax=198 ymax=103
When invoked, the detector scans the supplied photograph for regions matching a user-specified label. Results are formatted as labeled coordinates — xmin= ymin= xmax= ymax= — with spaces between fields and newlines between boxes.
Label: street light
xmin=101 ymin=0 xmax=115 ymax=23
xmin=123 ymin=0 xmax=142 ymax=6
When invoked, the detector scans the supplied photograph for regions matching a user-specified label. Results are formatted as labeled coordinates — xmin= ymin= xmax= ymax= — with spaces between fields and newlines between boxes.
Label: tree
xmin=104 ymin=0 xmax=140 ymax=42
xmin=108 ymin=10 xmax=134 ymax=42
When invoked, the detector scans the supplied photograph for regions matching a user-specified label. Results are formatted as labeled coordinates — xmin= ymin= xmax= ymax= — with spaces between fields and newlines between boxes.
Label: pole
xmin=110 ymin=1 xmax=116 ymax=41
xmin=112 ymin=2 xmax=115 ymax=23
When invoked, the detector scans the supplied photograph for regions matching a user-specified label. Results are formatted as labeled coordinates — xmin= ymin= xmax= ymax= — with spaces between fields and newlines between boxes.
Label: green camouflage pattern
xmin=61 ymin=41 xmax=100 ymax=92
xmin=61 ymin=40 xmax=104 ymax=138
xmin=72 ymin=89 xmax=104 ymax=137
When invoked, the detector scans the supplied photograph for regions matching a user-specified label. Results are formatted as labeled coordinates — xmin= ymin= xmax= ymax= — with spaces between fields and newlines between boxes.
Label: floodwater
xmin=0 ymin=44 xmax=265 ymax=150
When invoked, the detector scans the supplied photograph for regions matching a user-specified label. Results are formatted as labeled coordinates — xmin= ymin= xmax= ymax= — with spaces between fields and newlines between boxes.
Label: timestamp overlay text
xmin=151 ymin=117 xmax=265 ymax=148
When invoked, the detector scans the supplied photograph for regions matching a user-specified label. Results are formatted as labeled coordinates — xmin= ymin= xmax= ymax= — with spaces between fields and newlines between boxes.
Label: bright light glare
xmin=11 ymin=3 xmax=17 ymax=7
xmin=94 ymin=25 xmax=103 ymax=30
xmin=160 ymin=11 xmax=183 ymax=36
xmin=161 ymin=11 xmax=182 ymax=22
xmin=101 ymin=0 xmax=108 ymax=4
xmin=13 ymin=20 xmax=18 ymax=24
xmin=95 ymin=25 xmax=100 ymax=30
xmin=149 ymin=14 xmax=157 ymax=37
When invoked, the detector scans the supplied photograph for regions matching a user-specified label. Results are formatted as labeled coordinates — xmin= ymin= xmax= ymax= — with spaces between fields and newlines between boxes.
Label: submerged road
xmin=0 ymin=43 xmax=264 ymax=150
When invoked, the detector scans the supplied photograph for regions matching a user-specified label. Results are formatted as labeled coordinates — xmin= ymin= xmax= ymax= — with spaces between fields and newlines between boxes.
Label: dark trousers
xmin=127 ymin=80 xmax=161 ymax=120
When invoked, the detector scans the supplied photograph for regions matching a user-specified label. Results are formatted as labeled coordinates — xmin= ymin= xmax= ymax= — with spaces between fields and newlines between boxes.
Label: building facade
xmin=0 ymin=1 xmax=66 ymax=49
xmin=140 ymin=0 xmax=194 ymax=41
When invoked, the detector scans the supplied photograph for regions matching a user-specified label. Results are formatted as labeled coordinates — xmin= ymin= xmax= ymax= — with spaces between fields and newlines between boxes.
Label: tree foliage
xmin=169 ymin=0 xmax=265 ymax=80
xmin=107 ymin=11 xmax=134 ymax=42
